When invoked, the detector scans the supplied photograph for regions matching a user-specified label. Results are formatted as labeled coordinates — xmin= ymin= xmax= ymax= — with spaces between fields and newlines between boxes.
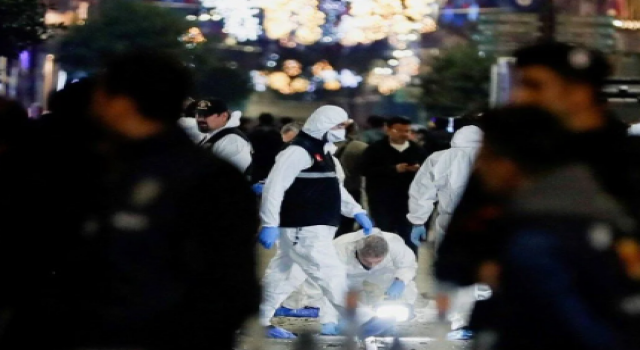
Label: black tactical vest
xmin=280 ymin=131 xmax=341 ymax=228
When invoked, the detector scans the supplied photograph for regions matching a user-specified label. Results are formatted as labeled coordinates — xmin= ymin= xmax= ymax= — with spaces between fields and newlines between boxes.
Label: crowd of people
xmin=0 ymin=41 xmax=639 ymax=350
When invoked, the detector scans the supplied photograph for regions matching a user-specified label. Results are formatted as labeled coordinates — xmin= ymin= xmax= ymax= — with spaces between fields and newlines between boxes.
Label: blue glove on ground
xmin=410 ymin=225 xmax=427 ymax=247
xmin=258 ymin=227 xmax=279 ymax=249
xmin=354 ymin=213 xmax=373 ymax=235
xmin=265 ymin=325 xmax=297 ymax=339
xmin=320 ymin=322 xmax=339 ymax=335
xmin=274 ymin=306 xmax=319 ymax=318
xmin=358 ymin=317 xmax=396 ymax=338
xmin=251 ymin=183 xmax=264 ymax=195
xmin=386 ymin=279 xmax=406 ymax=299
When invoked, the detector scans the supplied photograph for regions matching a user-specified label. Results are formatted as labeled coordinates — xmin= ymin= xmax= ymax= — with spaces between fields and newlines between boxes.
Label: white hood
xmin=226 ymin=110 xmax=242 ymax=128
xmin=450 ymin=125 xmax=483 ymax=148
xmin=207 ymin=110 xmax=242 ymax=137
xmin=302 ymin=105 xmax=349 ymax=140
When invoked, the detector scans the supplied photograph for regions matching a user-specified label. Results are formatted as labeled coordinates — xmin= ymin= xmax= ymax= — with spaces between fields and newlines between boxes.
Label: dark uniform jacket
xmin=476 ymin=165 xmax=640 ymax=350
xmin=361 ymin=137 xmax=427 ymax=211
xmin=1 ymin=128 xmax=259 ymax=350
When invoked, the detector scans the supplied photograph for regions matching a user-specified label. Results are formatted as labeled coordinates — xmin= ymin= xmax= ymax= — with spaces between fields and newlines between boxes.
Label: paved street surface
xmin=235 ymin=242 xmax=469 ymax=349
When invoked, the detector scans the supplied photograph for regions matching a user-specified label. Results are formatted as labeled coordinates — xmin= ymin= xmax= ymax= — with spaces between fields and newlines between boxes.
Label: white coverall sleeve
xmin=406 ymin=155 xmax=439 ymax=225
xmin=260 ymin=146 xmax=312 ymax=227
xmin=211 ymin=134 xmax=252 ymax=173
xmin=388 ymin=234 xmax=418 ymax=283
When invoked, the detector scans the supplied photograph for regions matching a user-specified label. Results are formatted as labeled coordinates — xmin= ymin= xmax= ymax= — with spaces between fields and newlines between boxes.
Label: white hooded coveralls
xmin=407 ymin=126 xmax=483 ymax=246
xmin=259 ymin=106 xmax=365 ymax=326
xmin=283 ymin=230 xmax=418 ymax=324
xmin=406 ymin=125 xmax=486 ymax=330
xmin=199 ymin=111 xmax=252 ymax=173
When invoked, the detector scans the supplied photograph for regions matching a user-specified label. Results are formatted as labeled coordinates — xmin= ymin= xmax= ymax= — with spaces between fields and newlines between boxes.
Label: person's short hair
xmin=482 ymin=106 xmax=574 ymax=175
xmin=367 ymin=115 xmax=386 ymax=128
xmin=513 ymin=42 xmax=611 ymax=93
xmin=356 ymin=235 xmax=389 ymax=259
xmin=258 ymin=113 xmax=275 ymax=126
xmin=281 ymin=122 xmax=302 ymax=135
xmin=386 ymin=116 xmax=411 ymax=128
xmin=195 ymin=98 xmax=228 ymax=117
xmin=99 ymin=51 xmax=192 ymax=123
xmin=455 ymin=110 xmax=486 ymax=131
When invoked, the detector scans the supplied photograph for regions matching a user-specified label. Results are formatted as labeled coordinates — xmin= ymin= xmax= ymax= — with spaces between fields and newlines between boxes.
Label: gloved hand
xmin=354 ymin=213 xmax=373 ymax=235
xmin=251 ymin=182 xmax=264 ymax=195
xmin=258 ymin=226 xmax=279 ymax=249
xmin=410 ymin=225 xmax=427 ymax=247
xmin=386 ymin=279 xmax=406 ymax=299
xmin=265 ymin=325 xmax=297 ymax=339
xmin=320 ymin=322 xmax=339 ymax=335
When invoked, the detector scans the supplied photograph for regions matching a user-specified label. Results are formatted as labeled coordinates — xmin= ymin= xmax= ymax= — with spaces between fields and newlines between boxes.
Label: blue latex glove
xmin=386 ymin=279 xmax=406 ymax=299
xmin=359 ymin=317 xmax=396 ymax=338
xmin=410 ymin=225 xmax=427 ymax=247
xmin=320 ymin=322 xmax=339 ymax=335
xmin=354 ymin=213 xmax=373 ymax=235
xmin=265 ymin=325 xmax=297 ymax=339
xmin=258 ymin=227 xmax=279 ymax=249
xmin=251 ymin=183 xmax=264 ymax=195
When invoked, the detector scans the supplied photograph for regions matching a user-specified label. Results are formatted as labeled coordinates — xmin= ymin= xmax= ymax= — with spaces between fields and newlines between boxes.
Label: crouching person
xmin=278 ymin=230 xmax=418 ymax=336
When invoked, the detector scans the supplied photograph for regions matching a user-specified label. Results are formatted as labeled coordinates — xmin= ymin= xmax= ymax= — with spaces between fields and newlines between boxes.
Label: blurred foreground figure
xmin=470 ymin=106 xmax=640 ymax=350
xmin=1 ymin=52 xmax=259 ymax=349
xmin=437 ymin=42 xmax=640 ymax=334
xmin=280 ymin=230 xmax=418 ymax=337
xmin=511 ymin=42 xmax=640 ymax=215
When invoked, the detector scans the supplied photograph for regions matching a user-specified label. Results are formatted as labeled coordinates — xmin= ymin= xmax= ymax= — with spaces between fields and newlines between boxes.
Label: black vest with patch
xmin=280 ymin=131 xmax=341 ymax=228
xmin=201 ymin=127 xmax=253 ymax=180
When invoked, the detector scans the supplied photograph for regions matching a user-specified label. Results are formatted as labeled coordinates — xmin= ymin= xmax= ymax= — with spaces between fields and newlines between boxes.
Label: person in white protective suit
xmin=407 ymin=125 xmax=483 ymax=247
xmin=406 ymin=125 xmax=487 ymax=339
xmin=257 ymin=105 xmax=374 ymax=339
xmin=195 ymin=98 xmax=252 ymax=175
xmin=279 ymin=230 xmax=418 ymax=335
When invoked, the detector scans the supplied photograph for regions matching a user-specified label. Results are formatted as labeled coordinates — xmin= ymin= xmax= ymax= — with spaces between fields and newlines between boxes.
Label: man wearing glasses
xmin=362 ymin=116 xmax=428 ymax=254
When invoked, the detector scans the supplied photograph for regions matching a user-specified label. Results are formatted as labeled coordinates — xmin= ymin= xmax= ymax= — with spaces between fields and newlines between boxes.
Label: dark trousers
xmin=336 ymin=189 xmax=361 ymax=238
xmin=368 ymin=197 xmax=416 ymax=255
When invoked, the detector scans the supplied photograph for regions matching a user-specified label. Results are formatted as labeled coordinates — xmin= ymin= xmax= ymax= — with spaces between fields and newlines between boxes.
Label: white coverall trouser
xmin=284 ymin=277 xmax=418 ymax=325
xmin=259 ymin=225 xmax=348 ymax=326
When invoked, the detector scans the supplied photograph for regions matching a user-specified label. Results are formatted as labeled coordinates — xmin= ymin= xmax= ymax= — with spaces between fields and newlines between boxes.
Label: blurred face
xmin=282 ymin=130 xmax=298 ymax=143
xmin=386 ymin=123 xmax=411 ymax=144
xmin=358 ymin=254 xmax=385 ymax=270
xmin=474 ymin=145 xmax=523 ymax=197
xmin=196 ymin=111 xmax=229 ymax=133
xmin=92 ymin=88 xmax=132 ymax=133
xmin=511 ymin=66 xmax=591 ymax=125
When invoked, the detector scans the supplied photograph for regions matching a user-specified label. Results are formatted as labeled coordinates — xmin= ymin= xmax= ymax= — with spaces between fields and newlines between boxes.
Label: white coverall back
xmin=407 ymin=125 xmax=483 ymax=246
xmin=406 ymin=125 xmax=485 ymax=331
